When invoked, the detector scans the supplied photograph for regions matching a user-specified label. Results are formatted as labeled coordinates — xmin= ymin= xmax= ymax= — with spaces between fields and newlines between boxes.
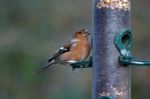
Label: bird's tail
xmin=35 ymin=48 xmax=65 ymax=73
xmin=35 ymin=59 xmax=56 ymax=73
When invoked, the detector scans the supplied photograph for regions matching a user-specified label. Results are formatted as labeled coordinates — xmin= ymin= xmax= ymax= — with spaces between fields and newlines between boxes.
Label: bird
xmin=35 ymin=29 xmax=91 ymax=73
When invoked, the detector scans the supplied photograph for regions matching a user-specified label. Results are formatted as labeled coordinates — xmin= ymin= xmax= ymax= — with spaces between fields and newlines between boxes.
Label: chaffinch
xmin=36 ymin=29 xmax=91 ymax=73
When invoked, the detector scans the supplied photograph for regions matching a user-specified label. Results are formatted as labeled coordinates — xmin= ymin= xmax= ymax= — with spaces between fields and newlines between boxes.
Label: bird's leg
xmin=66 ymin=60 xmax=77 ymax=70
xmin=80 ymin=65 xmax=83 ymax=71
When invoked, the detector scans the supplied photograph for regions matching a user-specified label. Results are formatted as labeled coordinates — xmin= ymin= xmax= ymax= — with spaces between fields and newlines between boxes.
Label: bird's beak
xmin=84 ymin=30 xmax=90 ymax=37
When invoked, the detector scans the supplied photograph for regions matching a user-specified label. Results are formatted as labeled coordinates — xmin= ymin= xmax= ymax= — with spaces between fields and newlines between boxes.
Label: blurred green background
xmin=0 ymin=0 xmax=150 ymax=99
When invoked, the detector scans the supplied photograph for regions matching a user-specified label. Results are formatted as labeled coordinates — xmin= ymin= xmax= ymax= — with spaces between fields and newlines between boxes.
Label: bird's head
xmin=73 ymin=29 xmax=90 ymax=39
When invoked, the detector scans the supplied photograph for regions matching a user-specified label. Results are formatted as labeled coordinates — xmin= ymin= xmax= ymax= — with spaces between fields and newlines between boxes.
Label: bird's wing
xmin=35 ymin=40 xmax=75 ymax=73
xmin=48 ymin=40 xmax=76 ymax=62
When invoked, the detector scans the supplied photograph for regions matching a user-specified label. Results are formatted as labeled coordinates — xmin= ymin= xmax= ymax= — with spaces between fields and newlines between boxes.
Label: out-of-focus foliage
xmin=132 ymin=0 xmax=150 ymax=99
xmin=0 ymin=0 xmax=150 ymax=99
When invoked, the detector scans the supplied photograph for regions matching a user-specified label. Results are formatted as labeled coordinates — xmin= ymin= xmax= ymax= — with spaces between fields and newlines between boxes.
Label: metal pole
xmin=92 ymin=0 xmax=131 ymax=99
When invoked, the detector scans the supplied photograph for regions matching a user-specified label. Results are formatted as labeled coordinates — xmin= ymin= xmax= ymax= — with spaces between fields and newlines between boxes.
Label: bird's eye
xmin=78 ymin=32 xmax=82 ymax=34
